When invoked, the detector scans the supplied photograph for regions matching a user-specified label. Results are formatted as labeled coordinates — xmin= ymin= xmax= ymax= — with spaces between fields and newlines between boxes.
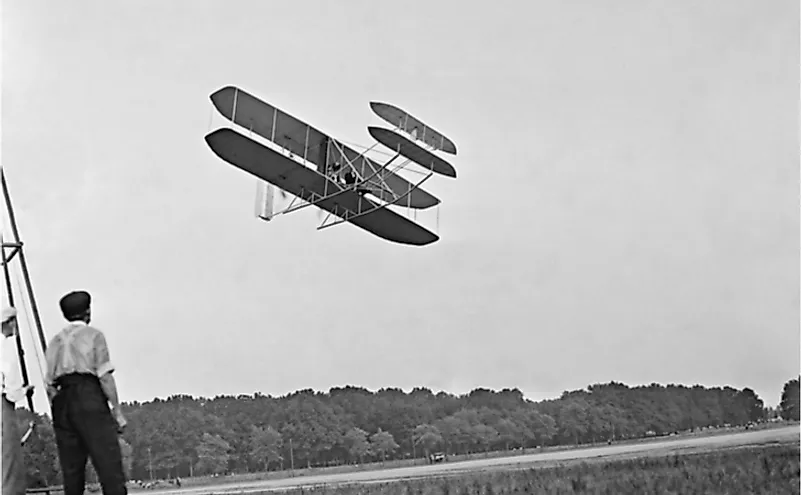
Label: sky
xmin=1 ymin=0 xmax=798 ymax=415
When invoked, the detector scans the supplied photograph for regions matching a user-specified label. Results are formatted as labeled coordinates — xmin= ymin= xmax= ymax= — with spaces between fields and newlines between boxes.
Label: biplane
xmin=204 ymin=85 xmax=458 ymax=246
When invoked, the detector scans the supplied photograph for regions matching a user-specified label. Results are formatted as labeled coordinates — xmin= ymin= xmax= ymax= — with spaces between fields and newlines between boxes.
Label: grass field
xmin=292 ymin=443 xmax=800 ymax=494
xmin=141 ymin=423 xmax=798 ymax=495
xmin=161 ymin=422 xmax=794 ymax=491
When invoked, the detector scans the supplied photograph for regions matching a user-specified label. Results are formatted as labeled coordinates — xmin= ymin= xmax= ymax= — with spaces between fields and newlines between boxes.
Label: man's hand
xmin=24 ymin=385 xmax=34 ymax=398
xmin=112 ymin=407 xmax=127 ymax=433
xmin=46 ymin=384 xmax=58 ymax=403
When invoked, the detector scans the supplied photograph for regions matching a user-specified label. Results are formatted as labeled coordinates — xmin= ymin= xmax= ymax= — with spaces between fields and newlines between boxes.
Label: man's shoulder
xmin=47 ymin=327 xmax=69 ymax=346
xmin=80 ymin=324 xmax=107 ymax=339
xmin=47 ymin=323 xmax=105 ymax=344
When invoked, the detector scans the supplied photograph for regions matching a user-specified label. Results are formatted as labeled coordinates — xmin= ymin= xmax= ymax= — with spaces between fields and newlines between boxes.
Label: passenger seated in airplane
xmin=345 ymin=172 xmax=370 ymax=195
xmin=329 ymin=162 xmax=341 ymax=178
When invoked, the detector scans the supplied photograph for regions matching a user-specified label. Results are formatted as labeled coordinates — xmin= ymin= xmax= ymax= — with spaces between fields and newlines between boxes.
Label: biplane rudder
xmin=254 ymin=180 xmax=274 ymax=222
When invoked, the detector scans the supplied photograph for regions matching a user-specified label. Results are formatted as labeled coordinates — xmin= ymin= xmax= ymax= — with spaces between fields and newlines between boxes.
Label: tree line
xmin=16 ymin=377 xmax=800 ymax=487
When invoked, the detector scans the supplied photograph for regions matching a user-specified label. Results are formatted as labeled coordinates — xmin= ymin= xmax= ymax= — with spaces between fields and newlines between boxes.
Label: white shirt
xmin=44 ymin=320 xmax=115 ymax=387
xmin=1 ymin=333 xmax=26 ymax=404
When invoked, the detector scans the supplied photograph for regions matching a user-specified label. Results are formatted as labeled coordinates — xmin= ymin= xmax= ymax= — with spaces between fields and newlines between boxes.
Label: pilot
xmin=331 ymin=162 xmax=342 ymax=180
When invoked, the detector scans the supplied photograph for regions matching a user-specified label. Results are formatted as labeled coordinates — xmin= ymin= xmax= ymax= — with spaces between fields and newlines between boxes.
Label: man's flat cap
xmin=59 ymin=290 xmax=91 ymax=318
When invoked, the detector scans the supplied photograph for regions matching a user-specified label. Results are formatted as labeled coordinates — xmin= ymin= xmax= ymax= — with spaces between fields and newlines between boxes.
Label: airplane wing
xmin=368 ymin=127 xmax=456 ymax=178
xmin=209 ymin=86 xmax=439 ymax=210
xmin=205 ymin=128 xmax=439 ymax=247
xmin=370 ymin=101 xmax=458 ymax=155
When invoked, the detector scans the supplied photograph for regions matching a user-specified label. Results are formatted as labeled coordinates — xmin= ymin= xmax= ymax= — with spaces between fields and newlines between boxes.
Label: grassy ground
xmin=281 ymin=443 xmax=801 ymax=495
xmin=172 ymin=421 xmax=796 ymax=490
xmin=36 ymin=422 xmax=799 ymax=495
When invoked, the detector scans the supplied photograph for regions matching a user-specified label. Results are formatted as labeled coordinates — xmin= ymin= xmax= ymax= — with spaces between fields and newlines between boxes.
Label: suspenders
xmin=51 ymin=324 xmax=84 ymax=382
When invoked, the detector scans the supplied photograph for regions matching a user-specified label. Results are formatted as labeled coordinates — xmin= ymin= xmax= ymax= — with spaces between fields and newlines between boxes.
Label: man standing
xmin=1 ymin=307 xmax=34 ymax=495
xmin=44 ymin=290 xmax=128 ymax=495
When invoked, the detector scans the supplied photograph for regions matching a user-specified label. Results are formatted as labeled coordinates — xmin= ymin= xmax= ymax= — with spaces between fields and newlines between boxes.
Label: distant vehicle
xmin=428 ymin=452 xmax=446 ymax=463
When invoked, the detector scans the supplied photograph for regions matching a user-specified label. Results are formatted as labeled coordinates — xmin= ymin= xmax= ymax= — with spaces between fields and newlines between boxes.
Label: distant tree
xmin=250 ymin=425 xmax=283 ymax=471
xmin=434 ymin=415 xmax=471 ymax=454
xmin=779 ymin=377 xmax=800 ymax=421
xmin=528 ymin=409 xmax=557 ymax=445
xmin=471 ymin=424 xmax=499 ymax=453
xmin=558 ymin=399 xmax=590 ymax=445
xmin=343 ymin=427 xmax=371 ymax=463
xmin=493 ymin=418 xmax=520 ymax=450
xmin=195 ymin=433 xmax=231 ymax=475
xmin=764 ymin=406 xmax=780 ymax=420
xmin=412 ymin=424 xmax=443 ymax=456
xmin=369 ymin=428 xmax=399 ymax=462
xmin=736 ymin=388 xmax=766 ymax=423
xmin=15 ymin=380 xmax=784 ymax=476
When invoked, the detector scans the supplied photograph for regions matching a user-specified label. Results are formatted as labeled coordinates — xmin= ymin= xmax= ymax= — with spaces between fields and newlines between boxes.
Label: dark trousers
xmin=51 ymin=374 xmax=127 ymax=495
xmin=2 ymin=396 xmax=26 ymax=495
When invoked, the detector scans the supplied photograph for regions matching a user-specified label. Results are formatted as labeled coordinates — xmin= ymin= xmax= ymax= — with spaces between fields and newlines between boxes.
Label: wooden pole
xmin=1 ymin=169 xmax=48 ymax=353
xmin=1 ymin=234 xmax=34 ymax=415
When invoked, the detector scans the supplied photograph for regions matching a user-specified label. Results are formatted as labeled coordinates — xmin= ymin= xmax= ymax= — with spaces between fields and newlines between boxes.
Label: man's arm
xmin=93 ymin=330 xmax=127 ymax=430
xmin=1 ymin=337 xmax=30 ymax=404
xmin=93 ymin=331 xmax=120 ymax=408
xmin=43 ymin=343 xmax=58 ymax=402
xmin=99 ymin=373 xmax=120 ymax=409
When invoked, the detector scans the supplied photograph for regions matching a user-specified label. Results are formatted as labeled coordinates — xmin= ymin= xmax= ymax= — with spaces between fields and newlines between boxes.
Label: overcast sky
xmin=2 ymin=0 xmax=798 ymax=414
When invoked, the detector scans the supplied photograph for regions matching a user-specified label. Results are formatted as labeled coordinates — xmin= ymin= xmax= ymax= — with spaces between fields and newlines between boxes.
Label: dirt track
xmin=158 ymin=425 xmax=799 ymax=494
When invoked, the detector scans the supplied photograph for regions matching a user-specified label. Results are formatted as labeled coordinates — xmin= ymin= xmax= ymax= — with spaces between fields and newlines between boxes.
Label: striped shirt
xmin=44 ymin=321 xmax=115 ymax=387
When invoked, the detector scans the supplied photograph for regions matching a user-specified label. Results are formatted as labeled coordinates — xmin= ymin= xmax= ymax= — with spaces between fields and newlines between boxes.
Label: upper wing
xmin=209 ymin=86 xmax=440 ymax=209
xmin=205 ymin=127 xmax=439 ymax=246
xmin=370 ymin=101 xmax=458 ymax=155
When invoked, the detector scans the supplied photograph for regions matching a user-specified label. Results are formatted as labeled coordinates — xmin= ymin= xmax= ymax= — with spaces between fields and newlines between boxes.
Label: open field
xmin=164 ymin=421 xmax=794 ymax=492
xmin=150 ymin=424 xmax=799 ymax=494
xmin=296 ymin=443 xmax=800 ymax=494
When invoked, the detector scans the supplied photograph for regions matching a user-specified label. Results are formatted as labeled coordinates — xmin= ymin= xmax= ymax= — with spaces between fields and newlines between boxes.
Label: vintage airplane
xmin=204 ymin=85 xmax=459 ymax=246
